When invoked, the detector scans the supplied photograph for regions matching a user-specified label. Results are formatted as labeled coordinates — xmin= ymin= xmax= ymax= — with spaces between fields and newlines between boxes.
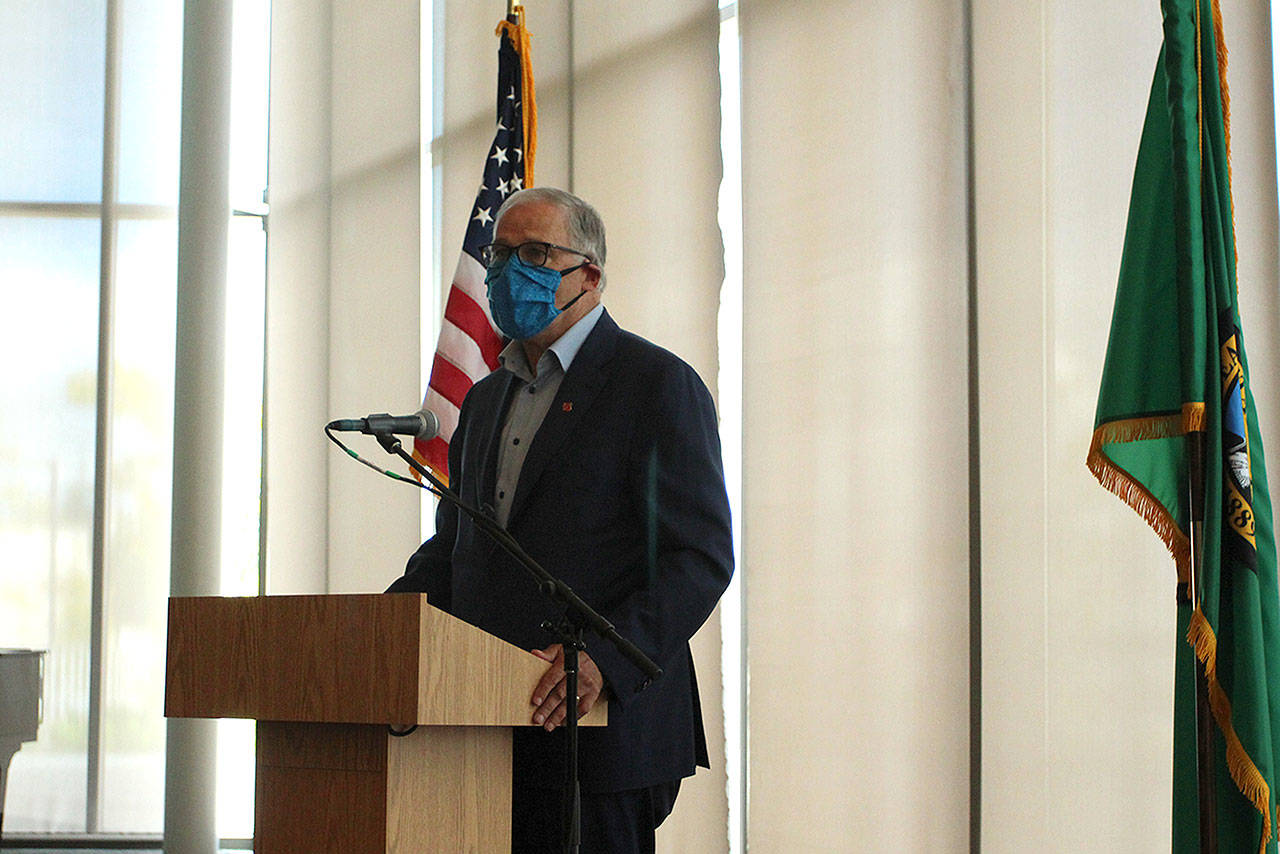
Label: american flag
xmin=416 ymin=12 xmax=536 ymax=483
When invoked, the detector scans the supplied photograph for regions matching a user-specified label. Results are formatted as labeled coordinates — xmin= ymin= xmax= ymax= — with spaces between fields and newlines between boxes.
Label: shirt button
xmin=513 ymin=437 xmax=520 ymax=445
xmin=498 ymin=490 xmax=505 ymax=499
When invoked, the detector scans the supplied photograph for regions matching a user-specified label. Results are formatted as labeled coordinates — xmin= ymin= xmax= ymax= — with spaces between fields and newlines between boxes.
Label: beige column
xmin=165 ymin=0 xmax=232 ymax=850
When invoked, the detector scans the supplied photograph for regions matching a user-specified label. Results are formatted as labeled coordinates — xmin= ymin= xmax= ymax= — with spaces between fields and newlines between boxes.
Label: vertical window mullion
xmin=87 ymin=0 xmax=123 ymax=833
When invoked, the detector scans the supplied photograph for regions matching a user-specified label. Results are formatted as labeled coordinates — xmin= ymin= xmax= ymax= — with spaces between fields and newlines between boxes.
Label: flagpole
xmin=1186 ymin=430 xmax=1218 ymax=854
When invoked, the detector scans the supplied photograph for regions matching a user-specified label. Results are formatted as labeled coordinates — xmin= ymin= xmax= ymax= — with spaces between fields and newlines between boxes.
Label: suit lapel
xmin=507 ymin=311 xmax=619 ymax=526
xmin=478 ymin=371 xmax=519 ymax=517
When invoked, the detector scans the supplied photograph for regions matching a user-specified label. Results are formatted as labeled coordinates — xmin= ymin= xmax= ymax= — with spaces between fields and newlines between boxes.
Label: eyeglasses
xmin=478 ymin=240 xmax=593 ymax=270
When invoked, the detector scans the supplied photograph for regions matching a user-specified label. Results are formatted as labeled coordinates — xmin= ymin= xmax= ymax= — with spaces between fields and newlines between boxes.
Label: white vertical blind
xmin=571 ymin=4 xmax=724 ymax=379
xmin=325 ymin=0 xmax=423 ymax=592
xmin=971 ymin=2 xmax=1054 ymax=847
xmin=264 ymin=0 xmax=332 ymax=594
xmin=265 ymin=0 xmax=423 ymax=595
xmin=739 ymin=2 xmax=972 ymax=849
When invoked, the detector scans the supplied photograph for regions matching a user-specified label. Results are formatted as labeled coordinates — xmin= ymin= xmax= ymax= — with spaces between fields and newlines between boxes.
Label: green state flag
xmin=1087 ymin=0 xmax=1280 ymax=851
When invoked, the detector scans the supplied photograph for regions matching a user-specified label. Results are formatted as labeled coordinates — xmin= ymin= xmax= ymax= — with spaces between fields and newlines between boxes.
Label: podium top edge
xmin=168 ymin=592 xmax=414 ymax=600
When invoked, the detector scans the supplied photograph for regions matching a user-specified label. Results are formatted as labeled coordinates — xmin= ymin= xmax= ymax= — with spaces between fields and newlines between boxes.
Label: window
xmin=0 ymin=0 xmax=267 ymax=839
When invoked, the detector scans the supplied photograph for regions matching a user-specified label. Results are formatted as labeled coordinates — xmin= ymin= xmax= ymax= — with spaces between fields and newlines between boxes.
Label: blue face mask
xmin=485 ymin=253 xmax=586 ymax=340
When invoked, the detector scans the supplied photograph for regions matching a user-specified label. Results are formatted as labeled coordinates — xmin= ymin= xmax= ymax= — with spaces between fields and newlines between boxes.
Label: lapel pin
xmin=562 ymin=402 xmax=573 ymax=412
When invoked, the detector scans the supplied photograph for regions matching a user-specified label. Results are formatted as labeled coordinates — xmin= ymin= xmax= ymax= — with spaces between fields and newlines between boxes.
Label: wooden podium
xmin=165 ymin=594 xmax=605 ymax=853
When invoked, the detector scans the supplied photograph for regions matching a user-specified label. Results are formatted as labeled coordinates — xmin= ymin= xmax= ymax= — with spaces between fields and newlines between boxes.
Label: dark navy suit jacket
xmin=387 ymin=309 xmax=734 ymax=793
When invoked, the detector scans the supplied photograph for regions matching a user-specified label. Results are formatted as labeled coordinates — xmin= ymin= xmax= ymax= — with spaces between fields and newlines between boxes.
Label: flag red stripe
xmin=444 ymin=288 xmax=503 ymax=367
xmin=429 ymin=353 xmax=474 ymax=410
xmin=412 ymin=435 xmax=449 ymax=483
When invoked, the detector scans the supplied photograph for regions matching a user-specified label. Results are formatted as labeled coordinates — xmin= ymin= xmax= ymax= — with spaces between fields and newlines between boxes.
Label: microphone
xmin=327 ymin=410 xmax=440 ymax=440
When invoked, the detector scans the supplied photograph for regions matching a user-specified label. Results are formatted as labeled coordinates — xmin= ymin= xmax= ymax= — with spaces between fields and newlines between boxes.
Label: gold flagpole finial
xmin=508 ymin=0 xmax=521 ymax=15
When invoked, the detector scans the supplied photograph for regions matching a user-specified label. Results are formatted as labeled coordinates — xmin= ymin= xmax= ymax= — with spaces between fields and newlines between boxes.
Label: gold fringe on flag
xmin=1192 ymin=5 xmax=1271 ymax=844
xmin=497 ymin=10 xmax=537 ymax=187
xmin=1187 ymin=605 xmax=1275 ymax=853
xmin=1085 ymin=403 xmax=1206 ymax=585
xmin=1209 ymin=0 xmax=1242 ymax=313
xmin=1211 ymin=0 xmax=1232 ymax=200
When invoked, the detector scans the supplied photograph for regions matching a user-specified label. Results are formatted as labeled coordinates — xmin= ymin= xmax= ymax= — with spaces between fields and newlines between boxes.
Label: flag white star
xmin=473 ymin=206 xmax=493 ymax=226
xmin=496 ymin=119 xmax=508 ymax=133
xmin=506 ymin=86 xmax=516 ymax=100
xmin=490 ymin=147 xmax=509 ymax=166
xmin=513 ymin=147 xmax=523 ymax=162
xmin=507 ymin=175 xmax=524 ymax=193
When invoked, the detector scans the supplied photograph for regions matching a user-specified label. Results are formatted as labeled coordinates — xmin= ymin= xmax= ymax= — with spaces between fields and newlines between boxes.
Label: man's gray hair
xmin=494 ymin=187 xmax=608 ymax=287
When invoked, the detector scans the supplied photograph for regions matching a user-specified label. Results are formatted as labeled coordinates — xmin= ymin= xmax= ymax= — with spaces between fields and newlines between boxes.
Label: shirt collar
xmin=498 ymin=303 xmax=605 ymax=381
xmin=548 ymin=303 xmax=604 ymax=372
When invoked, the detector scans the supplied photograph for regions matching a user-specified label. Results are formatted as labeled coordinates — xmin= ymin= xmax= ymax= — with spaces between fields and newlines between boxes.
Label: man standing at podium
xmin=387 ymin=186 xmax=733 ymax=852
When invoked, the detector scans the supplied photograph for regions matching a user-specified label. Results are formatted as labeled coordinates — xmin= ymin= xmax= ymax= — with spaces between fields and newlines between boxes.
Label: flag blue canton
xmin=464 ymin=28 xmax=527 ymax=261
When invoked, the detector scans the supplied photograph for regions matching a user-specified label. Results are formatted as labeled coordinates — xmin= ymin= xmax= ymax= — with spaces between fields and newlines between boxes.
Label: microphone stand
xmin=542 ymin=614 xmax=585 ymax=853
xmin=370 ymin=432 xmax=661 ymax=854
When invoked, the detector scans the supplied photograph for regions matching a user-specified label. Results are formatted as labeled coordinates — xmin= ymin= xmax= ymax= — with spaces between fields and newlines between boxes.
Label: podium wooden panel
xmin=165 ymin=594 xmax=604 ymax=853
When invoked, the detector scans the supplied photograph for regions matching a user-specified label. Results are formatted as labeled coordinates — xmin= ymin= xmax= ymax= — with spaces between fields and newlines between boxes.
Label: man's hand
xmin=530 ymin=644 xmax=604 ymax=731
